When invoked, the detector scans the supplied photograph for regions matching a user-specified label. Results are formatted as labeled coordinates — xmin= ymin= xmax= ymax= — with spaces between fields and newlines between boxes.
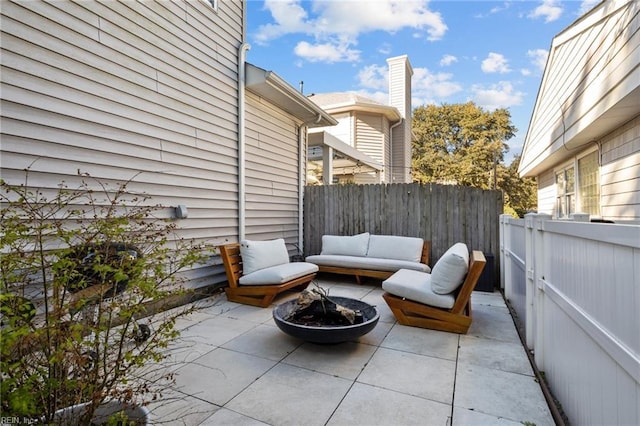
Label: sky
xmin=244 ymin=0 xmax=602 ymax=164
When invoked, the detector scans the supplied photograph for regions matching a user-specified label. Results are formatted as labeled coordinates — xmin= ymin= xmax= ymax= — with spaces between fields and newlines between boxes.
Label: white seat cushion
xmin=382 ymin=269 xmax=456 ymax=309
xmin=239 ymin=262 xmax=318 ymax=285
xmin=430 ymin=242 xmax=469 ymax=295
xmin=320 ymin=233 xmax=370 ymax=257
xmin=240 ymin=239 xmax=290 ymax=275
xmin=367 ymin=235 xmax=424 ymax=262
xmin=305 ymin=255 xmax=431 ymax=273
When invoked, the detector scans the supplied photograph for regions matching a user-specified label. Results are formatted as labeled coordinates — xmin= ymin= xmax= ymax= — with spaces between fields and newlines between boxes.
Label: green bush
xmin=0 ymin=171 xmax=212 ymax=423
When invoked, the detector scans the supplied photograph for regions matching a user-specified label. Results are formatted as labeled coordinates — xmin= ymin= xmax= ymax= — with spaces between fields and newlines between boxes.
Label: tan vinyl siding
xmin=0 ymin=0 xmax=244 ymax=288
xmin=355 ymin=112 xmax=384 ymax=163
xmin=244 ymin=91 xmax=302 ymax=248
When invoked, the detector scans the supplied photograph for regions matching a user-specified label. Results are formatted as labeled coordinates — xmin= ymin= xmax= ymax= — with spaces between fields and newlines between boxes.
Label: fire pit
xmin=273 ymin=291 xmax=379 ymax=344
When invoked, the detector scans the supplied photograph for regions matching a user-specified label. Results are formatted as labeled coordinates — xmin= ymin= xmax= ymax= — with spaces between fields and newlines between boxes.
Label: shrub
xmin=0 ymin=171 xmax=212 ymax=423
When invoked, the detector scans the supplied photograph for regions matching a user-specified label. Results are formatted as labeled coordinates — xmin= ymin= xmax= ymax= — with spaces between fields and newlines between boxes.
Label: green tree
xmin=412 ymin=102 xmax=537 ymax=217
xmin=497 ymin=155 xmax=538 ymax=217
xmin=412 ymin=102 xmax=516 ymax=188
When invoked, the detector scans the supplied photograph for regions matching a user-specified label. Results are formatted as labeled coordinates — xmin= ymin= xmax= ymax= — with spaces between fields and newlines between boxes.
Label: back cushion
xmin=430 ymin=242 xmax=469 ymax=294
xmin=240 ymin=239 xmax=290 ymax=275
xmin=367 ymin=235 xmax=424 ymax=262
xmin=320 ymin=233 xmax=370 ymax=257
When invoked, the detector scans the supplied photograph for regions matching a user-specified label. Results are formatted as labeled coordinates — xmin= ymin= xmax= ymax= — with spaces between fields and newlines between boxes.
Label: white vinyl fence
xmin=500 ymin=213 xmax=640 ymax=426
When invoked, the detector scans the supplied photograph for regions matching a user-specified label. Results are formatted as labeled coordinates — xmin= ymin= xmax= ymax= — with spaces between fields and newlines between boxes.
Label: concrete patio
xmin=144 ymin=275 xmax=554 ymax=425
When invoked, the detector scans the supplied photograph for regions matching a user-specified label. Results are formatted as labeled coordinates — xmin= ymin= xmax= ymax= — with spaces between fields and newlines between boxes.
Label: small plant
xmin=0 ymin=170 xmax=212 ymax=424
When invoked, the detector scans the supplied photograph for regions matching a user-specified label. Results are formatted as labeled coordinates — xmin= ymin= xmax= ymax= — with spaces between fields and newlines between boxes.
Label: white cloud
xmin=254 ymin=0 xmax=448 ymax=63
xmin=471 ymin=81 xmax=524 ymax=110
xmin=527 ymin=48 xmax=548 ymax=73
xmin=528 ymin=0 xmax=563 ymax=23
xmin=481 ymin=52 xmax=511 ymax=74
xmin=440 ymin=54 xmax=458 ymax=67
xmin=355 ymin=64 xmax=462 ymax=107
xmin=357 ymin=64 xmax=387 ymax=91
xmin=578 ymin=0 xmax=600 ymax=16
xmin=412 ymin=67 xmax=463 ymax=104
xmin=294 ymin=40 xmax=360 ymax=63
xmin=520 ymin=69 xmax=532 ymax=76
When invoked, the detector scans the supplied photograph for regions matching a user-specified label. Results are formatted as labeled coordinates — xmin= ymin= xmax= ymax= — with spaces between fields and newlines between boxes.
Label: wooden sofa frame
xmin=219 ymin=243 xmax=315 ymax=308
xmin=316 ymin=241 xmax=431 ymax=284
xmin=382 ymin=250 xmax=486 ymax=334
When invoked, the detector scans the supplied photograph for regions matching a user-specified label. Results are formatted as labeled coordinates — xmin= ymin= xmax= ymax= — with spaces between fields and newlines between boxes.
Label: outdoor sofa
xmin=305 ymin=232 xmax=430 ymax=284
xmin=219 ymin=239 xmax=318 ymax=307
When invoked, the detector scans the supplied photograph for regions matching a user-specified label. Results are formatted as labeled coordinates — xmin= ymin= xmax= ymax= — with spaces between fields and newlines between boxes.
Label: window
xmin=578 ymin=151 xmax=600 ymax=216
xmin=556 ymin=166 xmax=575 ymax=218
xmin=555 ymin=150 xmax=601 ymax=218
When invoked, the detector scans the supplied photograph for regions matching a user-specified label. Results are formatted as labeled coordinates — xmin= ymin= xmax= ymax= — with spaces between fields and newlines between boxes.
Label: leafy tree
xmin=497 ymin=155 xmax=538 ymax=217
xmin=411 ymin=102 xmax=536 ymax=217
xmin=412 ymin=102 xmax=515 ymax=188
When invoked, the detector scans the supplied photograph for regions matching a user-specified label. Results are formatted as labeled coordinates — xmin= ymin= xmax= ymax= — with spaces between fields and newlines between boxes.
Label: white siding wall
xmin=244 ymin=91 xmax=303 ymax=251
xmin=600 ymin=115 xmax=640 ymax=220
xmin=324 ymin=112 xmax=353 ymax=146
xmin=0 ymin=0 xmax=244 ymax=287
xmin=520 ymin=0 xmax=639 ymax=176
xmin=537 ymin=169 xmax=557 ymax=215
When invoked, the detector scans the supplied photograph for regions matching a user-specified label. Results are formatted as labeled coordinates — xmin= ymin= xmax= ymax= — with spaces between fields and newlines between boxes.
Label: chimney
xmin=386 ymin=55 xmax=413 ymax=183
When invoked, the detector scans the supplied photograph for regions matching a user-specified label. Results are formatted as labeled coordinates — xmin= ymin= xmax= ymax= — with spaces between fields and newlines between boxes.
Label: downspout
xmin=389 ymin=120 xmax=402 ymax=183
xmin=298 ymin=114 xmax=322 ymax=255
xmin=238 ymin=42 xmax=250 ymax=241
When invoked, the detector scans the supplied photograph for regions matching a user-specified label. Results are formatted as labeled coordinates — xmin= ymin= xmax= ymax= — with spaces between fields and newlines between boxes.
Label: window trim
xmin=554 ymin=146 xmax=601 ymax=219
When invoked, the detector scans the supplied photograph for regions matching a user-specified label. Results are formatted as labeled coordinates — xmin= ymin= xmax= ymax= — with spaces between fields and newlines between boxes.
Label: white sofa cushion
xmin=367 ymin=235 xmax=424 ymax=262
xmin=305 ymin=254 xmax=431 ymax=273
xmin=382 ymin=269 xmax=456 ymax=309
xmin=430 ymin=242 xmax=469 ymax=295
xmin=239 ymin=262 xmax=318 ymax=285
xmin=320 ymin=232 xmax=370 ymax=257
xmin=240 ymin=238 xmax=289 ymax=276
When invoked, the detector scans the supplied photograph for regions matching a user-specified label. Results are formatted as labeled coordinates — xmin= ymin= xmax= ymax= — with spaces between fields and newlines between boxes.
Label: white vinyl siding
xmin=520 ymin=0 xmax=639 ymax=176
xmin=0 ymin=0 xmax=244 ymax=288
xmin=600 ymin=115 xmax=640 ymax=220
xmin=244 ymin=91 xmax=302 ymax=249
xmin=324 ymin=112 xmax=354 ymax=146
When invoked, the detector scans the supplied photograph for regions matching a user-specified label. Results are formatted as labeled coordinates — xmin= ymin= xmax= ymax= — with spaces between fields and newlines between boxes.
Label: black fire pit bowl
xmin=273 ymin=296 xmax=379 ymax=344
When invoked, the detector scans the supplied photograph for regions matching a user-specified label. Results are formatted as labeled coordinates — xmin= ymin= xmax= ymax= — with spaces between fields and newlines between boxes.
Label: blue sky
xmin=244 ymin=0 xmax=601 ymax=164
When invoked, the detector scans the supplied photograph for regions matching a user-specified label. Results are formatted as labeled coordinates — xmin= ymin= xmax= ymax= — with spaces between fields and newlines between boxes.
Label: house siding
xmin=0 ymin=0 xmax=244 ymax=287
xmin=600 ymin=115 xmax=640 ymax=220
xmin=355 ymin=112 xmax=384 ymax=163
xmin=520 ymin=0 xmax=639 ymax=176
xmin=244 ymin=90 xmax=304 ymax=247
xmin=325 ymin=112 xmax=354 ymax=146
xmin=537 ymin=169 xmax=557 ymax=215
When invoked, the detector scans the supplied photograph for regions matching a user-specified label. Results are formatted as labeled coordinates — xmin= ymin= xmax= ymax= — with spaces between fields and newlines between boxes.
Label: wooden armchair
xmin=219 ymin=243 xmax=316 ymax=308
xmin=382 ymin=250 xmax=486 ymax=334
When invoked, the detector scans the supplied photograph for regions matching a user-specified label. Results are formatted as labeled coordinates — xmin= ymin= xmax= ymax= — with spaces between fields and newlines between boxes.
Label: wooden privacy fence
xmin=303 ymin=183 xmax=503 ymax=267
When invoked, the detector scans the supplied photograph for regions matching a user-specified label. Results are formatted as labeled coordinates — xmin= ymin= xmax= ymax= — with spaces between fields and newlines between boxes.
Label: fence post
xmin=524 ymin=213 xmax=551 ymax=363
xmin=499 ymin=214 xmax=510 ymax=293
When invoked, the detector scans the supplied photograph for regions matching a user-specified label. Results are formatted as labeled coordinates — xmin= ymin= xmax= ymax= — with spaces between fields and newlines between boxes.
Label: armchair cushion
xmin=367 ymin=235 xmax=424 ymax=262
xmin=430 ymin=242 xmax=469 ymax=295
xmin=320 ymin=232 xmax=370 ymax=257
xmin=382 ymin=269 xmax=456 ymax=309
xmin=240 ymin=239 xmax=289 ymax=276
xmin=239 ymin=262 xmax=319 ymax=285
